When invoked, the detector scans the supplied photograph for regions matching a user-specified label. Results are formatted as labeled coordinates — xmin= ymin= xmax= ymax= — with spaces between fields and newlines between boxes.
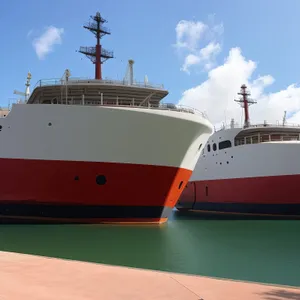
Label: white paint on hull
xmin=0 ymin=104 xmax=213 ymax=170
xmin=191 ymin=127 xmax=300 ymax=181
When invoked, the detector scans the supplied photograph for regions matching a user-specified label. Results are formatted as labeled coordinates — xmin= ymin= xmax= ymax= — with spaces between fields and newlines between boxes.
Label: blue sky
xmin=2 ymin=0 xmax=300 ymax=125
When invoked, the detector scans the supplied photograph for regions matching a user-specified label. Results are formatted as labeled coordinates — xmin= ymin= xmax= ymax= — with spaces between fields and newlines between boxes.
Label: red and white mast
xmin=79 ymin=12 xmax=114 ymax=80
xmin=234 ymin=84 xmax=257 ymax=128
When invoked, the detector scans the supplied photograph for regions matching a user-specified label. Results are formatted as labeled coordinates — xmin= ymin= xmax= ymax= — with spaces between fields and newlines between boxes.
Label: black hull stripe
xmin=0 ymin=203 xmax=172 ymax=221
xmin=176 ymin=202 xmax=300 ymax=216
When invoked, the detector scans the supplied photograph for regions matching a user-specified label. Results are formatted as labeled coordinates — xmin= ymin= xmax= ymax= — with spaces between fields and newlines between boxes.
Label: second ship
xmin=176 ymin=84 xmax=300 ymax=218
xmin=0 ymin=12 xmax=213 ymax=224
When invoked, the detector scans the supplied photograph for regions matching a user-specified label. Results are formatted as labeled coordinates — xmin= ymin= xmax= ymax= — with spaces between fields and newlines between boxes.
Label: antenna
xmin=234 ymin=84 xmax=257 ymax=128
xmin=144 ymin=75 xmax=148 ymax=85
xmin=78 ymin=12 xmax=114 ymax=80
xmin=282 ymin=110 xmax=287 ymax=126
xmin=230 ymin=118 xmax=235 ymax=129
xmin=14 ymin=71 xmax=32 ymax=102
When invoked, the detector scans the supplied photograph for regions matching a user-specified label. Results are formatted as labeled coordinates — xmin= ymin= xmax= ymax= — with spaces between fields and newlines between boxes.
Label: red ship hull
xmin=176 ymin=174 xmax=300 ymax=218
xmin=0 ymin=158 xmax=191 ymax=224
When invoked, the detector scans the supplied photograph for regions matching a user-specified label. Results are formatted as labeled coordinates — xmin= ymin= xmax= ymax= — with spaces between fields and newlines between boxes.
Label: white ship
xmin=176 ymin=84 xmax=300 ymax=218
xmin=0 ymin=12 xmax=213 ymax=224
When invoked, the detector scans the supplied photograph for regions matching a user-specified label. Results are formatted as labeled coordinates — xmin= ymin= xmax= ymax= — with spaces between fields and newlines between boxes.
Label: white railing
xmin=215 ymin=121 xmax=300 ymax=132
xmin=141 ymin=103 xmax=208 ymax=118
xmin=33 ymin=77 xmax=165 ymax=90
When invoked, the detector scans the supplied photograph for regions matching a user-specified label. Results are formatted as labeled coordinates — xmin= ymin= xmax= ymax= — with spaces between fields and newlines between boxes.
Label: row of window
xmin=204 ymin=132 xmax=300 ymax=153
xmin=235 ymin=133 xmax=300 ymax=146
xmin=206 ymin=140 xmax=232 ymax=152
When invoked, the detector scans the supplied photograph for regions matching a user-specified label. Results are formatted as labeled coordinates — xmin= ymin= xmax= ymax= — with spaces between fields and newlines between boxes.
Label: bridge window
xmin=207 ymin=144 xmax=211 ymax=152
xmin=234 ymin=131 xmax=300 ymax=147
xmin=213 ymin=143 xmax=217 ymax=151
xmin=219 ymin=140 xmax=232 ymax=150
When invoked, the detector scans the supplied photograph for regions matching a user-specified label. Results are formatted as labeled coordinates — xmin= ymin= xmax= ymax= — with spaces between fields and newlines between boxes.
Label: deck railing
xmin=215 ymin=121 xmax=300 ymax=132
xmin=33 ymin=78 xmax=165 ymax=90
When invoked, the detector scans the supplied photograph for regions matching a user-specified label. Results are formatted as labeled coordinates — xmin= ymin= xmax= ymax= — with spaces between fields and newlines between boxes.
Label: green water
xmin=0 ymin=210 xmax=299 ymax=287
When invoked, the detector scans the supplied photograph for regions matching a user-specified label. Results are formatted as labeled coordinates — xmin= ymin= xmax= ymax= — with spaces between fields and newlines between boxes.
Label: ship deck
xmin=1 ymin=251 xmax=299 ymax=300
xmin=27 ymin=78 xmax=169 ymax=106
xmin=16 ymin=78 xmax=206 ymax=117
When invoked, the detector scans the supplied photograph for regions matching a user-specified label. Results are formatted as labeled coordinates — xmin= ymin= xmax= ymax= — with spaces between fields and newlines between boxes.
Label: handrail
xmin=215 ymin=121 xmax=300 ymax=132
xmin=33 ymin=78 xmax=165 ymax=90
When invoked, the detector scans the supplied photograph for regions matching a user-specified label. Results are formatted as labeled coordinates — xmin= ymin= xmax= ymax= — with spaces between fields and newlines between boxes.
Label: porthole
xmin=96 ymin=175 xmax=106 ymax=185
xmin=227 ymin=161 xmax=229 ymax=164
xmin=74 ymin=176 xmax=79 ymax=181
xmin=178 ymin=181 xmax=183 ymax=189
xmin=231 ymin=156 xmax=233 ymax=158
xmin=48 ymin=122 xmax=52 ymax=126
xmin=213 ymin=143 xmax=217 ymax=151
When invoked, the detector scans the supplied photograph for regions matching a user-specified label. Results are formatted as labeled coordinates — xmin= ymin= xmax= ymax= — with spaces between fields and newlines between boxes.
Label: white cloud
xmin=181 ymin=54 xmax=201 ymax=74
xmin=32 ymin=26 xmax=64 ymax=60
xmin=178 ymin=47 xmax=300 ymax=126
xmin=175 ymin=20 xmax=208 ymax=51
xmin=181 ymin=42 xmax=221 ymax=73
xmin=174 ymin=18 xmax=223 ymax=74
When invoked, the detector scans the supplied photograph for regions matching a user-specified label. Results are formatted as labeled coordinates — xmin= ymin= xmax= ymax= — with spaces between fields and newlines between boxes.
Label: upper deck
xmin=202 ymin=122 xmax=300 ymax=157
xmin=234 ymin=123 xmax=300 ymax=145
xmin=19 ymin=76 xmax=207 ymax=117
xmin=27 ymin=77 xmax=168 ymax=106
xmin=207 ymin=122 xmax=300 ymax=150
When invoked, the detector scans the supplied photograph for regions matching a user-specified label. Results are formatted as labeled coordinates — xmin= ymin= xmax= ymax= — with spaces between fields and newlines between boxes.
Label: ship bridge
xmin=27 ymin=78 xmax=168 ymax=108
xmin=21 ymin=76 xmax=204 ymax=117
xmin=234 ymin=124 xmax=300 ymax=145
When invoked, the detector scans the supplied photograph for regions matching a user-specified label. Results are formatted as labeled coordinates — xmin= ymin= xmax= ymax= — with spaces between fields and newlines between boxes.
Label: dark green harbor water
xmin=0 ymin=210 xmax=299 ymax=287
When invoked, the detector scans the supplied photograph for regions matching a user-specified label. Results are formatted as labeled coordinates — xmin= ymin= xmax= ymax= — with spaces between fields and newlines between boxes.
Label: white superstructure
xmin=192 ymin=122 xmax=300 ymax=181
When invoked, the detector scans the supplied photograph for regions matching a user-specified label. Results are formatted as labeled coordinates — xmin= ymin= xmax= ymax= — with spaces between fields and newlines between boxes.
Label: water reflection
xmin=0 ymin=210 xmax=299 ymax=287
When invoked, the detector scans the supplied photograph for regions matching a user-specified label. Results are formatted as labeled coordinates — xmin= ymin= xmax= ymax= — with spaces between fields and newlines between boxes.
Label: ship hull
xmin=0 ymin=158 xmax=191 ymax=224
xmin=0 ymin=104 xmax=213 ymax=224
xmin=176 ymin=175 xmax=300 ymax=218
xmin=176 ymin=138 xmax=300 ymax=218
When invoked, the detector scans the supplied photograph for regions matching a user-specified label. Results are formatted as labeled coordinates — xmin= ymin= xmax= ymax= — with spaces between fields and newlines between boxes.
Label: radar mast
xmin=79 ymin=12 xmax=114 ymax=80
xmin=234 ymin=84 xmax=257 ymax=128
